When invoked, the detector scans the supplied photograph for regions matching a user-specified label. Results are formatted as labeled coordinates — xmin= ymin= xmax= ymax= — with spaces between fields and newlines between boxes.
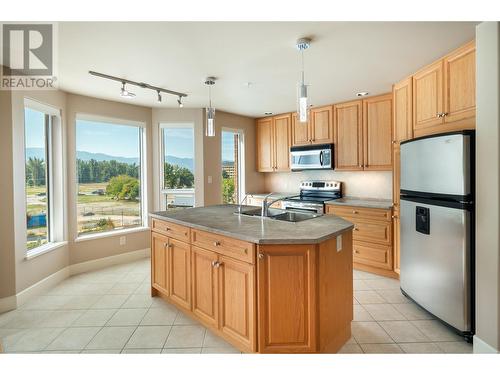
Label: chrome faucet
xmin=236 ymin=194 xmax=249 ymax=214
xmin=261 ymin=193 xmax=298 ymax=217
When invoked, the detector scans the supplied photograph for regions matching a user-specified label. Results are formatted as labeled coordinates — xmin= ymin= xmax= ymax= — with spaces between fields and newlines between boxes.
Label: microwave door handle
xmin=319 ymin=151 xmax=323 ymax=166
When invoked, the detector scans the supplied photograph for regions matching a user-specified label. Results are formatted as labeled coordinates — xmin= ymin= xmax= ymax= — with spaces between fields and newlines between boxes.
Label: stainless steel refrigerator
xmin=400 ymin=130 xmax=474 ymax=341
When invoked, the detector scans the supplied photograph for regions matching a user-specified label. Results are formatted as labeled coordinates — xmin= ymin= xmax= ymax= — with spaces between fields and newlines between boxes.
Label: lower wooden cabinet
xmin=151 ymin=232 xmax=169 ymax=295
xmin=191 ymin=246 xmax=219 ymax=328
xmin=218 ymin=255 xmax=256 ymax=351
xmin=257 ymin=244 xmax=316 ymax=353
xmin=169 ymin=238 xmax=191 ymax=310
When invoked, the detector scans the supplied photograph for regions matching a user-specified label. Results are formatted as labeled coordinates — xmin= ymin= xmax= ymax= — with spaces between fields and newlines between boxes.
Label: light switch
xmin=208 ymin=176 xmax=212 ymax=184
xmin=336 ymin=235 xmax=342 ymax=252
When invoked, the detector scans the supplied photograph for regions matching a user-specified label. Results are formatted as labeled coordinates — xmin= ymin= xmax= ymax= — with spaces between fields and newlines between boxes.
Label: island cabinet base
xmin=150 ymin=217 xmax=353 ymax=354
xmin=257 ymin=232 xmax=353 ymax=353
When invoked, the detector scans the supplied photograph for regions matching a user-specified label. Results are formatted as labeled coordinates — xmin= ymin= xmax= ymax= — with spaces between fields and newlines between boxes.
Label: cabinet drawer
xmin=191 ymin=229 xmax=255 ymax=264
xmin=351 ymin=218 xmax=392 ymax=245
xmin=353 ymin=241 xmax=392 ymax=270
xmin=326 ymin=205 xmax=392 ymax=222
xmin=151 ymin=219 xmax=190 ymax=242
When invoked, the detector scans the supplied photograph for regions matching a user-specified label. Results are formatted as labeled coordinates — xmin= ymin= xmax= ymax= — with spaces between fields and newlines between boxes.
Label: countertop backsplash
xmin=263 ymin=170 xmax=393 ymax=200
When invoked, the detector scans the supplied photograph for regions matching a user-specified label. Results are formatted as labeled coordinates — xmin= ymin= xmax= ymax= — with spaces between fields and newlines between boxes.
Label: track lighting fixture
xmin=89 ymin=71 xmax=187 ymax=104
xmin=177 ymin=96 xmax=184 ymax=108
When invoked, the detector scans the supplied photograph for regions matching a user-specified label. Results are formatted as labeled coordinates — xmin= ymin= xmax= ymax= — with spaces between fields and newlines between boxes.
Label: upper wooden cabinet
xmin=292 ymin=106 xmax=334 ymax=146
xmin=363 ymin=94 xmax=393 ymax=170
xmin=413 ymin=40 xmax=476 ymax=137
xmin=393 ymin=77 xmax=413 ymax=143
xmin=334 ymin=95 xmax=392 ymax=171
xmin=334 ymin=100 xmax=363 ymax=171
xmin=443 ymin=41 xmax=476 ymax=126
xmin=256 ymin=114 xmax=291 ymax=172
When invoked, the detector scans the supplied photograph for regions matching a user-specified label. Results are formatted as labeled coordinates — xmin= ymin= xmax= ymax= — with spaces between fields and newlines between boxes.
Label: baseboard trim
xmin=473 ymin=335 xmax=500 ymax=353
xmin=0 ymin=248 xmax=150 ymax=314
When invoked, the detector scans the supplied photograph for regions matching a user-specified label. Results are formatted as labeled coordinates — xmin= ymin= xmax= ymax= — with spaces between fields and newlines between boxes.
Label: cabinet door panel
xmin=257 ymin=245 xmax=316 ymax=353
xmin=292 ymin=113 xmax=310 ymax=146
xmin=334 ymin=100 xmax=363 ymax=170
xmin=393 ymin=78 xmax=413 ymax=142
xmin=191 ymin=246 xmax=219 ymax=328
xmin=151 ymin=232 xmax=169 ymax=295
xmin=274 ymin=114 xmax=291 ymax=171
xmin=169 ymin=238 xmax=191 ymax=310
xmin=219 ymin=256 xmax=256 ymax=352
xmin=444 ymin=41 xmax=476 ymax=125
xmin=363 ymin=94 xmax=393 ymax=170
xmin=256 ymin=117 xmax=274 ymax=172
xmin=413 ymin=60 xmax=443 ymax=131
xmin=311 ymin=106 xmax=333 ymax=144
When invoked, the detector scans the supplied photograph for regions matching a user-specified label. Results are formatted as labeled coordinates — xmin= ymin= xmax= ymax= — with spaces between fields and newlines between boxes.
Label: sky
xmin=26 ymin=108 xmax=235 ymax=161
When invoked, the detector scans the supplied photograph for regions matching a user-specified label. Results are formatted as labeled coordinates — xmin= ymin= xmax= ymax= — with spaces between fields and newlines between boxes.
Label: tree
xmin=222 ymin=178 xmax=235 ymax=204
xmin=26 ymin=157 xmax=46 ymax=186
xmin=106 ymin=175 xmax=140 ymax=200
xmin=164 ymin=162 xmax=194 ymax=188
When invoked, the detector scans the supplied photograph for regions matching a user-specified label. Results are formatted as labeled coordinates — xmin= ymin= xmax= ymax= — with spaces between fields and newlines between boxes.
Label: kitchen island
xmin=149 ymin=204 xmax=354 ymax=353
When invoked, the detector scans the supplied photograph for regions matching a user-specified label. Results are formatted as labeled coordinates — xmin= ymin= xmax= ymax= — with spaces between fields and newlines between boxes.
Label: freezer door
xmin=400 ymin=133 xmax=472 ymax=197
xmin=400 ymin=199 xmax=471 ymax=332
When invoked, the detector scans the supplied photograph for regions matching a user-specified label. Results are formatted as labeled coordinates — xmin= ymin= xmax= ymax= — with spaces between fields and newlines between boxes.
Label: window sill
xmin=74 ymin=226 xmax=150 ymax=243
xmin=25 ymin=241 xmax=68 ymax=260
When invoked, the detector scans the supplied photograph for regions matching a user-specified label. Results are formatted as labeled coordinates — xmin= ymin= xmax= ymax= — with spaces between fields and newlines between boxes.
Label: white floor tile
xmin=410 ymin=320 xmax=463 ymax=342
xmin=164 ymin=325 xmax=206 ymax=348
xmin=379 ymin=321 xmax=429 ymax=343
xmin=360 ymin=343 xmax=403 ymax=354
xmin=363 ymin=304 xmax=406 ymax=321
xmin=399 ymin=342 xmax=444 ymax=353
xmin=140 ymin=307 xmax=178 ymax=326
xmin=106 ymin=308 xmax=147 ymax=326
xmin=125 ymin=326 xmax=171 ymax=349
xmin=351 ymin=322 xmax=394 ymax=344
xmin=46 ymin=327 xmax=101 ymax=351
xmin=72 ymin=309 xmax=117 ymax=327
xmin=162 ymin=347 xmax=202 ymax=354
xmin=85 ymin=326 xmax=136 ymax=350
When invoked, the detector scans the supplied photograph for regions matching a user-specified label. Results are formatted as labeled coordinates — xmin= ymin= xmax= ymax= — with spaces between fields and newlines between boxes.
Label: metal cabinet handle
xmin=213 ymin=241 xmax=221 ymax=247
xmin=352 ymin=210 xmax=358 ymax=214
xmin=258 ymin=253 xmax=264 ymax=260
xmin=354 ymin=250 xmax=360 ymax=254
xmin=211 ymin=261 xmax=222 ymax=268
xmin=211 ymin=260 xmax=217 ymax=267
xmin=167 ymin=244 xmax=173 ymax=249
xmin=353 ymin=227 xmax=359 ymax=231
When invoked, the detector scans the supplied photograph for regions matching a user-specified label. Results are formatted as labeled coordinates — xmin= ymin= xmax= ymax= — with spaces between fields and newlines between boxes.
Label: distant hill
xmin=26 ymin=147 xmax=195 ymax=171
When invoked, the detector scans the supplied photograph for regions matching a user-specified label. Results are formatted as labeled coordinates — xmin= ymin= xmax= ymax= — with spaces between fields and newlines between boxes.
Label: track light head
xmin=177 ymin=96 xmax=184 ymax=108
xmin=157 ymin=91 xmax=162 ymax=103
xmin=120 ymin=82 xmax=136 ymax=98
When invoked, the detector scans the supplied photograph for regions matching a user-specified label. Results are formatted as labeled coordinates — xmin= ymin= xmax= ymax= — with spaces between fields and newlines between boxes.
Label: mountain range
xmin=26 ymin=148 xmax=195 ymax=172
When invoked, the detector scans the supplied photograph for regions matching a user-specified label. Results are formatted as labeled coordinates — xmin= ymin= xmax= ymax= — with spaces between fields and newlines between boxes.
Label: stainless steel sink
xmin=236 ymin=208 xmax=321 ymax=222
xmin=272 ymin=211 xmax=321 ymax=222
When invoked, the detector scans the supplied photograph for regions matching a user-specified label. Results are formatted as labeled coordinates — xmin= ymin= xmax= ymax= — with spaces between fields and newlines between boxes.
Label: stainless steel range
xmin=282 ymin=180 xmax=342 ymax=214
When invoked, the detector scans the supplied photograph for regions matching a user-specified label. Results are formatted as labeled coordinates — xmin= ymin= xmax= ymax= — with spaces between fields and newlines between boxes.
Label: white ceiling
xmin=58 ymin=22 xmax=477 ymax=118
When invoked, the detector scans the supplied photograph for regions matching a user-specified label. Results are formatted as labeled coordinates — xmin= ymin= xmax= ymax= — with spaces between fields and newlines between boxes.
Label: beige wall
xmin=203 ymin=111 xmax=265 ymax=205
xmin=66 ymin=93 xmax=153 ymax=265
xmin=475 ymin=21 xmax=500 ymax=352
xmin=264 ymin=170 xmax=393 ymax=199
xmin=0 ymin=89 xmax=17 ymax=298
xmin=10 ymin=90 xmax=70 ymax=293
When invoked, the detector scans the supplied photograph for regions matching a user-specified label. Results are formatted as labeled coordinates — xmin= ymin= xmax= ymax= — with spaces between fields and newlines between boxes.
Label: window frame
xmin=23 ymin=98 xmax=63 ymax=257
xmin=159 ymin=122 xmax=196 ymax=210
xmin=221 ymin=127 xmax=245 ymax=204
xmin=74 ymin=113 xmax=148 ymax=239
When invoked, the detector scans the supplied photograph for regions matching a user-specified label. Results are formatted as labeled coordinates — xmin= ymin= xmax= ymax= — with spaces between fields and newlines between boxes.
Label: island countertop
xmin=150 ymin=204 xmax=354 ymax=245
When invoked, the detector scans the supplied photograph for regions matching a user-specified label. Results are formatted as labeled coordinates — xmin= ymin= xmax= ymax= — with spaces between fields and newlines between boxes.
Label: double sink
xmin=236 ymin=207 xmax=321 ymax=223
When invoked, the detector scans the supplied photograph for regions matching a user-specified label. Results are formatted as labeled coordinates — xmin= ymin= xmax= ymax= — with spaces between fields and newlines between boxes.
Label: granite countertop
xmin=150 ymin=204 xmax=354 ymax=245
xmin=325 ymin=197 xmax=393 ymax=209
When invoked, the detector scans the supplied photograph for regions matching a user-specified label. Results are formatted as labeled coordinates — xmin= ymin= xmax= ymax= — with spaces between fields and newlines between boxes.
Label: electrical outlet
xmin=120 ymin=236 xmax=126 ymax=246
xmin=208 ymin=175 xmax=213 ymax=184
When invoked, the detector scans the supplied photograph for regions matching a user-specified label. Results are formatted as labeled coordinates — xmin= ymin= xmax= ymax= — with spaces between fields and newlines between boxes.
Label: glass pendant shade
xmin=297 ymin=83 xmax=309 ymax=123
xmin=206 ymin=107 xmax=216 ymax=137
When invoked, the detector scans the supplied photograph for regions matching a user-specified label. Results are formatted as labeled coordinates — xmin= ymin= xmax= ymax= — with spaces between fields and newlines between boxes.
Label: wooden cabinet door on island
xmin=151 ymin=232 xmax=169 ymax=295
xmin=334 ymin=100 xmax=364 ymax=171
xmin=256 ymin=117 xmax=274 ymax=172
xmin=257 ymin=244 xmax=316 ymax=353
xmin=191 ymin=246 xmax=219 ymax=328
xmin=218 ymin=256 xmax=256 ymax=352
xmin=363 ymin=94 xmax=393 ymax=170
xmin=168 ymin=238 xmax=191 ymax=310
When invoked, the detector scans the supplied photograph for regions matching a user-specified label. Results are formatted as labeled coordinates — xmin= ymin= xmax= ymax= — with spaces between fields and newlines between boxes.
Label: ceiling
xmin=58 ymin=22 xmax=477 ymax=118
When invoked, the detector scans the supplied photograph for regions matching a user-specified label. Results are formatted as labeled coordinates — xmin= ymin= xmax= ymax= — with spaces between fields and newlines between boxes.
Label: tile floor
xmin=0 ymin=258 xmax=472 ymax=354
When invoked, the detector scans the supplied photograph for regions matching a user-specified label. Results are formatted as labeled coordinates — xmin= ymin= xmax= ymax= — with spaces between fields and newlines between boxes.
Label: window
xmin=160 ymin=123 xmax=195 ymax=210
xmin=76 ymin=116 xmax=145 ymax=236
xmin=24 ymin=107 xmax=51 ymax=250
xmin=221 ymin=129 xmax=244 ymax=204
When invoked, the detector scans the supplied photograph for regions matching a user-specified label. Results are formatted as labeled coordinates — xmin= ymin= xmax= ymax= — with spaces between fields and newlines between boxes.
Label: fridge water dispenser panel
xmin=416 ymin=206 xmax=430 ymax=235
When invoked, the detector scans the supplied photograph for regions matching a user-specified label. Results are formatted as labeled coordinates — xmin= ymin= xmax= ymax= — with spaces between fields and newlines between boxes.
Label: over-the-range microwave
xmin=290 ymin=144 xmax=334 ymax=171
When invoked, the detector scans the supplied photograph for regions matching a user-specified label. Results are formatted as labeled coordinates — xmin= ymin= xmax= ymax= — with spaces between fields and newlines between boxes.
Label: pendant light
xmin=296 ymin=38 xmax=311 ymax=123
xmin=204 ymin=77 xmax=216 ymax=137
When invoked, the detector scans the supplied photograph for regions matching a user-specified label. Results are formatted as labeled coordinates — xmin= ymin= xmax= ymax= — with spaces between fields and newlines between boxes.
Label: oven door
xmin=290 ymin=148 xmax=332 ymax=171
